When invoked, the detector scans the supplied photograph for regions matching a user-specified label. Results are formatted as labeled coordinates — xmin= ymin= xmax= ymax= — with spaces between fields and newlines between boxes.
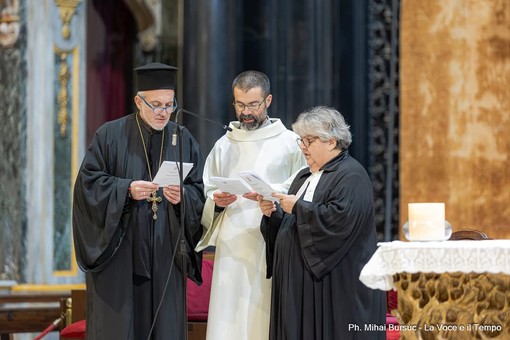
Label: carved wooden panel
xmin=393 ymin=272 xmax=510 ymax=339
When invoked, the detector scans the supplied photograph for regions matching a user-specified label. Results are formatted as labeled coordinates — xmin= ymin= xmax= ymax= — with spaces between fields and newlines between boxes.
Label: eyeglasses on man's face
xmin=232 ymin=95 xmax=269 ymax=112
xmin=139 ymin=95 xmax=178 ymax=114
xmin=296 ymin=137 xmax=319 ymax=148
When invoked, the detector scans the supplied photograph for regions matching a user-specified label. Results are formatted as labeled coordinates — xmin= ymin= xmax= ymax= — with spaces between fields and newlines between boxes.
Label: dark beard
xmin=240 ymin=113 xmax=266 ymax=131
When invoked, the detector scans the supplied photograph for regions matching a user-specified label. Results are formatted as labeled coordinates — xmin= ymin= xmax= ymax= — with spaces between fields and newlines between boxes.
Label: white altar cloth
xmin=359 ymin=240 xmax=510 ymax=291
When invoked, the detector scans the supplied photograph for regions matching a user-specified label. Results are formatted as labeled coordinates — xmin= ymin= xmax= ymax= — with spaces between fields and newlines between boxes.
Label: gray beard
xmin=240 ymin=120 xmax=262 ymax=131
xmin=239 ymin=112 xmax=267 ymax=131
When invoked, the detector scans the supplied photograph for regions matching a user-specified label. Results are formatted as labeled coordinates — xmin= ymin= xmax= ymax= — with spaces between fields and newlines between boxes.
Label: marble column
xmin=0 ymin=0 xmax=27 ymax=283
xmin=0 ymin=0 xmax=87 ymax=286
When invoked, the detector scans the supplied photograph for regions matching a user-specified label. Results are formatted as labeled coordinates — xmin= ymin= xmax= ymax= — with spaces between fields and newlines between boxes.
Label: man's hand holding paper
xmin=209 ymin=171 xmax=281 ymax=203
xmin=213 ymin=190 xmax=238 ymax=208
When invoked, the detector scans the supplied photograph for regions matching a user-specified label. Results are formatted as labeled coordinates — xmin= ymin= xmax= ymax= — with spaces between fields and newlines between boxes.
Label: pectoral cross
xmin=147 ymin=191 xmax=163 ymax=220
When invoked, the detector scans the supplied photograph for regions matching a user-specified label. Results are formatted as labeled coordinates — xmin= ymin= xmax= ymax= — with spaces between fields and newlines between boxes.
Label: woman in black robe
xmin=72 ymin=63 xmax=205 ymax=340
xmin=259 ymin=106 xmax=386 ymax=340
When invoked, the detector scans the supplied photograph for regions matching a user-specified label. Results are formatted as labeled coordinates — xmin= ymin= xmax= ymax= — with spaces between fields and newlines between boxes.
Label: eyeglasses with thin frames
xmin=232 ymin=94 xmax=269 ymax=112
xmin=139 ymin=95 xmax=178 ymax=115
xmin=296 ymin=137 xmax=319 ymax=148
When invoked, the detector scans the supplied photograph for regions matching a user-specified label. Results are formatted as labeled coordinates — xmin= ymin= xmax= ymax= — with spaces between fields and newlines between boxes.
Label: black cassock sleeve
xmin=72 ymin=126 xmax=133 ymax=273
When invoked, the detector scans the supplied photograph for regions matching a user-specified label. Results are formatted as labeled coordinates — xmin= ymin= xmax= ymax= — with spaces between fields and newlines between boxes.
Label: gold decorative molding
xmin=53 ymin=46 xmax=80 ymax=277
xmin=55 ymin=0 xmax=81 ymax=40
xmin=57 ymin=52 xmax=70 ymax=137
xmin=11 ymin=283 xmax=86 ymax=291
xmin=65 ymin=297 xmax=72 ymax=325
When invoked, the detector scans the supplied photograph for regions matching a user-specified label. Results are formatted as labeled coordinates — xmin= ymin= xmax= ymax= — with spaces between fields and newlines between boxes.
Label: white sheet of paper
xmin=153 ymin=161 xmax=194 ymax=187
xmin=238 ymin=171 xmax=279 ymax=202
xmin=210 ymin=177 xmax=253 ymax=195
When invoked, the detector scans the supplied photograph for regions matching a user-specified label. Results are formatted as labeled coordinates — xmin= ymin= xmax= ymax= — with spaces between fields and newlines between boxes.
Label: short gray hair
xmin=232 ymin=71 xmax=270 ymax=97
xmin=292 ymin=106 xmax=352 ymax=150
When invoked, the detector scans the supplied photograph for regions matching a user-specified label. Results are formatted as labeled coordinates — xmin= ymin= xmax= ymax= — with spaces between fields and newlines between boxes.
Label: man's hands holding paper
xmin=211 ymin=171 xmax=280 ymax=207
xmin=129 ymin=180 xmax=159 ymax=200
xmin=213 ymin=190 xmax=238 ymax=208
xmin=214 ymin=190 xmax=279 ymax=209
xmin=130 ymin=180 xmax=182 ymax=204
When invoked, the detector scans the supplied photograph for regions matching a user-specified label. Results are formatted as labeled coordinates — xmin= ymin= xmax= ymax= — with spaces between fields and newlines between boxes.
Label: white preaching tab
xmin=238 ymin=171 xmax=279 ymax=202
xmin=210 ymin=177 xmax=252 ymax=195
xmin=153 ymin=161 xmax=194 ymax=187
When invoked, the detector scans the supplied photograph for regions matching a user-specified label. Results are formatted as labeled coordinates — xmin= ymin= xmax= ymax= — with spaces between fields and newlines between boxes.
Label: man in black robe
xmin=73 ymin=63 xmax=205 ymax=340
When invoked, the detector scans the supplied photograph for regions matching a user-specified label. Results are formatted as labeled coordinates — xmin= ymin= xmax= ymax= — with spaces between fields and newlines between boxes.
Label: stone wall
xmin=400 ymin=1 xmax=510 ymax=238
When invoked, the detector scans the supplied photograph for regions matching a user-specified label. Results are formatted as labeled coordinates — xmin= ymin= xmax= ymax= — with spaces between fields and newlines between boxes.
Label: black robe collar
xmin=319 ymin=149 xmax=349 ymax=172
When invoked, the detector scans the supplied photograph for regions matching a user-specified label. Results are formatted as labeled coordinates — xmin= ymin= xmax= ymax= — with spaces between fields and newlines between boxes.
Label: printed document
xmin=210 ymin=177 xmax=253 ymax=195
xmin=153 ymin=161 xmax=193 ymax=187
xmin=238 ymin=171 xmax=279 ymax=202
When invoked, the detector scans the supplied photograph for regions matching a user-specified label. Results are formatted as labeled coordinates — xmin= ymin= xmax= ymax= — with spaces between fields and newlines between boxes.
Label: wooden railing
xmin=0 ymin=291 xmax=71 ymax=340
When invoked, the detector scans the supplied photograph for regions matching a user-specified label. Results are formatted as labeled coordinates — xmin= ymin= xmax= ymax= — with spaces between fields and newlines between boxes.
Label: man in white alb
xmin=196 ymin=71 xmax=306 ymax=340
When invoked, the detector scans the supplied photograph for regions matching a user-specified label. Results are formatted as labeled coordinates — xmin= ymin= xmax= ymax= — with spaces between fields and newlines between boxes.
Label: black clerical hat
xmin=134 ymin=62 xmax=177 ymax=91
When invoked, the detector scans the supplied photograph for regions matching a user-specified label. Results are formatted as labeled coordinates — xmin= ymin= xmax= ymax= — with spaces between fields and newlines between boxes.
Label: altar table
xmin=360 ymin=240 xmax=510 ymax=339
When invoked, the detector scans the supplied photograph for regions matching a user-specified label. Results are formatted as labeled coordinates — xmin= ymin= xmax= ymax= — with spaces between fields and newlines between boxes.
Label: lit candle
xmin=408 ymin=203 xmax=445 ymax=241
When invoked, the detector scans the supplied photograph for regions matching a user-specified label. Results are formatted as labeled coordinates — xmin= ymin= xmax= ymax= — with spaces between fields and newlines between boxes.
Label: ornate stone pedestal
xmin=393 ymin=272 xmax=510 ymax=339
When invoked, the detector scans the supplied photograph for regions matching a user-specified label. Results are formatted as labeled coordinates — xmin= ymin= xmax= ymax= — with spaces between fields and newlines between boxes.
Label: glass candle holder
xmin=403 ymin=220 xmax=452 ymax=241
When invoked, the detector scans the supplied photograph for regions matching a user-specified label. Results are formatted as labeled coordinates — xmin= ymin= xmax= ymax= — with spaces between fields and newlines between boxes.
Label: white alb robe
xmin=197 ymin=118 xmax=306 ymax=340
